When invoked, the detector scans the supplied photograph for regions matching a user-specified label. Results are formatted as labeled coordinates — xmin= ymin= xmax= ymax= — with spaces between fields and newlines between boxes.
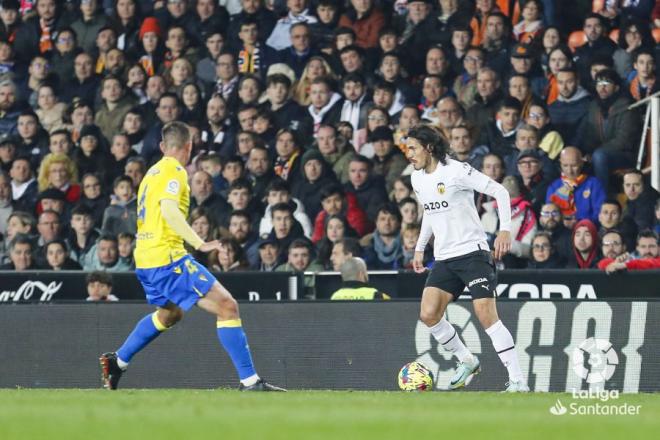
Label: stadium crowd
xmin=0 ymin=0 xmax=659 ymax=277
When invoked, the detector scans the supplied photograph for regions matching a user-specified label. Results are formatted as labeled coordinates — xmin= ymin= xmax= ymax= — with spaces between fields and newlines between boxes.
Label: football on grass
xmin=398 ymin=362 xmax=434 ymax=391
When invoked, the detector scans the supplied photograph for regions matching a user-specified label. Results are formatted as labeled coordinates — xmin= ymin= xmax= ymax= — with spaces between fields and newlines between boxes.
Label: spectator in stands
xmin=34 ymin=209 xmax=62 ymax=265
xmin=338 ymin=0 xmax=386 ymax=49
xmin=567 ymin=219 xmax=600 ymax=269
xmin=314 ymin=124 xmax=352 ymax=184
xmin=272 ymin=128 xmax=303 ymax=185
xmin=188 ymin=206 xmax=217 ymax=266
xmin=448 ymin=123 xmax=489 ymax=169
xmin=95 ymin=75 xmax=135 ymax=143
xmin=330 ymin=236 xmax=362 ymax=271
xmin=227 ymin=209 xmax=259 ymax=268
xmin=189 ymin=169 xmax=228 ymax=223
xmin=628 ymin=48 xmax=658 ymax=101
xmin=599 ymin=230 xmax=660 ymax=273
xmin=276 ymin=237 xmax=321 ymax=273
xmin=71 ymin=0 xmax=110 ymax=54
xmin=369 ymin=126 xmax=408 ymax=193
xmin=245 ymin=145 xmax=274 ymax=203
xmin=1 ymin=233 xmax=37 ymax=270
xmin=36 ymin=188 xmax=67 ymax=220
xmin=482 ymin=175 xmax=537 ymax=267
xmin=0 ymin=80 xmax=21 ymax=135
xmin=363 ymin=204 xmax=402 ymax=269
xmin=622 ymin=169 xmax=658 ymax=232
xmin=453 ymin=46 xmax=483 ymax=109
xmin=232 ymin=19 xmax=278 ymax=80
xmin=260 ymin=180 xmax=312 ymax=239
xmin=313 ymin=183 xmax=371 ymax=242
xmin=16 ymin=110 xmax=49 ymax=169
xmin=580 ymin=69 xmax=638 ymax=188
xmin=83 ymin=233 xmax=132 ymax=271
xmin=434 ymin=96 xmax=465 ymax=141
xmin=117 ymin=232 xmax=134 ymax=268
xmin=267 ymin=201 xmax=305 ymax=253
xmin=330 ymin=256 xmax=390 ymax=300
xmin=548 ymin=68 xmax=591 ymax=147
xmin=37 ymin=153 xmax=81 ymax=205
xmin=209 ymin=237 xmax=250 ymax=272
xmin=266 ymin=0 xmax=316 ymax=51
xmin=78 ymin=172 xmax=107 ymax=227
xmin=599 ymin=230 xmax=626 ymax=262
xmin=264 ymin=73 xmax=304 ymax=132
xmin=299 ymin=77 xmax=342 ymax=138
xmin=546 ymin=146 xmax=605 ymax=224
xmin=344 ymin=155 xmax=388 ymax=222
xmin=574 ymin=14 xmax=617 ymax=87
xmin=0 ymin=171 xmax=12 ymax=238
xmin=44 ymin=238 xmax=81 ymax=270
xmin=468 ymin=67 xmax=503 ymax=139
xmin=2 ymin=212 xmax=35 ymax=265
xmin=142 ymin=93 xmax=181 ymax=164
xmin=527 ymin=231 xmax=564 ymax=269
xmin=72 ymin=125 xmax=112 ymax=186
xmin=525 ymin=102 xmax=564 ymax=162
xmin=292 ymin=149 xmax=337 ymax=222
xmin=538 ymin=202 xmax=573 ymax=263
xmin=85 ymin=271 xmax=118 ymax=301
xmin=314 ymin=214 xmax=357 ymax=269
xmin=515 ymin=149 xmax=552 ymax=216
xmin=277 ymin=23 xmax=318 ymax=79
xmin=598 ymin=199 xmax=637 ymax=252
xmin=254 ymin=235 xmax=281 ymax=271
xmin=101 ymin=175 xmax=137 ymax=236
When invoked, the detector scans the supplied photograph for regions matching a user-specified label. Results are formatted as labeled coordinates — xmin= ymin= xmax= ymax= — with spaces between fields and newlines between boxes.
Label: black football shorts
xmin=424 ymin=250 xmax=497 ymax=300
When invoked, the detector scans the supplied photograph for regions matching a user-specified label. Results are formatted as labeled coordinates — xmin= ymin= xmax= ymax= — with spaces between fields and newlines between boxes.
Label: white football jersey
xmin=412 ymin=158 xmax=511 ymax=261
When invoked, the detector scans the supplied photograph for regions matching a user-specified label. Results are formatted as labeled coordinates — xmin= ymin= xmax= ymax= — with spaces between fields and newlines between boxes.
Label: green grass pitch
xmin=1 ymin=389 xmax=658 ymax=440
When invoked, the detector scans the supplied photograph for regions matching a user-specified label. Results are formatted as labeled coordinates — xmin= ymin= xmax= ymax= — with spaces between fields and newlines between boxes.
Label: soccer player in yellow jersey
xmin=99 ymin=121 xmax=285 ymax=391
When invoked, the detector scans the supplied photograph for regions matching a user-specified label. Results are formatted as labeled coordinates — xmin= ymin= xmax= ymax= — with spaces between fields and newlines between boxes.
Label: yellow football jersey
xmin=134 ymin=156 xmax=190 ymax=269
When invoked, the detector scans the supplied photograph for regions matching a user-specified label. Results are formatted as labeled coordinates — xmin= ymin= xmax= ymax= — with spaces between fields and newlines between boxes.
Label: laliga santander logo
xmin=549 ymin=338 xmax=637 ymax=417
xmin=571 ymin=338 xmax=619 ymax=384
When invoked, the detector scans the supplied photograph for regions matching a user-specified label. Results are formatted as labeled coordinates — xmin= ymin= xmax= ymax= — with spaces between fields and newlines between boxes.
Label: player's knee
xmin=158 ymin=308 xmax=183 ymax=327
xmin=419 ymin=309 xmax=441 ymax=327
xmin=219 ymin=296 xmax=239 ymax=318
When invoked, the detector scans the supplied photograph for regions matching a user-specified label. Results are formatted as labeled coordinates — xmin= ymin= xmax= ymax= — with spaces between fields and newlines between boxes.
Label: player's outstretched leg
xmin=100 ymin=305 xmax=182 ymax=390
xmin=197 ymin=282 xmax=286 ymax=392
xmin=420 ymin=287 xmax=480 ymax=389
xmin=473 ymin=298 xmax=529 ymax=392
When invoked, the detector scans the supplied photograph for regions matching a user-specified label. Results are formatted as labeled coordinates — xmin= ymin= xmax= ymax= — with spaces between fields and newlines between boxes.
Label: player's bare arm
xmin=160 ymin=199 xmax=220 ymax=252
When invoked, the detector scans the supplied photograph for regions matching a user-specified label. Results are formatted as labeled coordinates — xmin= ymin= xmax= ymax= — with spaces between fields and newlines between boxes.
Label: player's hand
xmin=412 ymin=251 xmax=426 ymax=273
xmin=493 ymin=231 xmax=511 ymax=260
xmin=197 ymin=240 xmax=221 ymax=253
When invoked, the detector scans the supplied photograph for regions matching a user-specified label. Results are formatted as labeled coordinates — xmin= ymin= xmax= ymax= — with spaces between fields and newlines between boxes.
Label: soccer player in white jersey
xmin=407 ymin=124 xmax=529 ymax=392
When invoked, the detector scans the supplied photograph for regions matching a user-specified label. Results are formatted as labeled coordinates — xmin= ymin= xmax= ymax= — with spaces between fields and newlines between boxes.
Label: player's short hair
xmin=407 ymin=124 xmax=449 ymax=165
xmin=161 ymin=121 xmax=191 ymax=150
xmin=86 ymin=271 xmax=113 ymax=287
